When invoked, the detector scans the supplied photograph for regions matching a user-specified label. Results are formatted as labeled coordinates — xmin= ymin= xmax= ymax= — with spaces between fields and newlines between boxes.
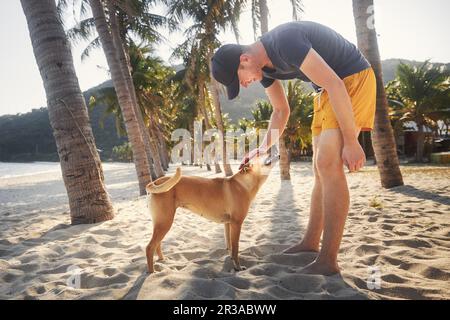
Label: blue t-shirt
xmin=259 ymin=21 xmax=370 ymax=90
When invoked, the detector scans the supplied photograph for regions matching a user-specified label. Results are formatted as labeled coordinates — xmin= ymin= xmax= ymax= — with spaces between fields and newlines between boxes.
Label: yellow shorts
xmin=311 ymin=67 xmax=376 ymax=137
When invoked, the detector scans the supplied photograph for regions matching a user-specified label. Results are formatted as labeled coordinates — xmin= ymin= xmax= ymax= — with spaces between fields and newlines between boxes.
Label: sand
xmin=0 ymin=161 xmax=449 ymax=300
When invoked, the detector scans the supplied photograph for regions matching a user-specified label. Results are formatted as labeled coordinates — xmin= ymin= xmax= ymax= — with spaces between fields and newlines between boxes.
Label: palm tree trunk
xmin=145 ymin=112 xmax=165 ymax=173
xmin=159 ymin=138 xmax=169 ymax=170
xmin=279 ymin=135 xmax=291 ymax=180
xmin=416 ymin=120 xmax=425 ymax=162
xmin=352 ymin=0 xmax=404 ymax=188
xmin=210 ymin=93 xmax=232 ymax=175
xmin=257 ymin=3 xmax=289 ymax=178
xmin=359 ymin=131 xmax=367 ymax=154
xmin=207 ymin=51 xmax=233 ymax=176
xmin=107 ymin=1 xmax=163 ymax=179
xmin=198 ymin=81 xmax=213 ymax=171
xmin=185 ymin=47 xmax=211 ymax=170
xmin=90 ymin=0 xmax=151 ymax=195
xmin=188 ymin=121 xmax=194 ymax=166
xmin=147 ymin=126 xmax=164 ymax=176
xmin=259 ymin=0 xmax=269 ymax=34
xmin=153 ymin=121 xmax=170 ymax=169
xmin=150 ymin=126 xmax=167 ymax=170
xmin=213 ymin=161 xmax=221 ymax=173
xmin=21 ymin=0 xmax=114 ymax=224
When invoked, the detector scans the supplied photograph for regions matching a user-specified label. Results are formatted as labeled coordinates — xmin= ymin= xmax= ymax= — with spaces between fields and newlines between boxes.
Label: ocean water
xmin=0 ymin=162 xmax=61 ymax=179
xmin=0 ymin=162 xmax=134 ymax=179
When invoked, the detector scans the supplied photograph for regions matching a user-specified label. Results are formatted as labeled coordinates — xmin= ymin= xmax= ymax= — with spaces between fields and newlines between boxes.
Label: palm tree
xmin=63 ymin=0 xmax=168 ymax=181
xmin=352 ymin=0 xmax=403 ymax=188
xmin=107 ymin=0 xmax=165 ymax=178
xmin=89 ymin=43 xmax=178 ymax=170
xmin=281 ymin=80 xmax=314 ymax=179
xmin=250 ymin=83 xmax=313 ymax=180
xmin=252 ymin=0 xmax=269 ymax=36
xmin=386 ymin=61 xmax=450 ymax=162
xmin=250 ymin=0 xmax=303 ymax=177
xmin=165 ymin=0 xmax=244 ymax=176
xmin=172 ymin=43 xmax=214 ymax=170
xmin=251 ymin=101 xmax=272 ymax=148
xmin=21 ymin=0 xmax=115 ymax=224
xmin=128 ymin=43 xmax=175 ymax=171
xmin=251 ymin=0 xmax=303 ymax=38
xmin=207 ymin=52 xmax=233 ymax=176
xmin=89 ymin=0 xmax=153 ymax=195
xmin=88 ymin=86 xmax=126 ymax=137
xmin=252 ymin=101 xmax=273 ymax=126
xmin=169 ymin=68 xmax=201 ymax=165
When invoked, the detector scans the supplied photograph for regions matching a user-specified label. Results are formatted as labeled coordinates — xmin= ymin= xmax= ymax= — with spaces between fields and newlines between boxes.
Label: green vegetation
xmin=0 ymin=85 xmax=126 ymax=162
xmin=386 ymin=61 xmax=450 ymax=162
xmin=112 ymin=142 xmax=133 ymax=162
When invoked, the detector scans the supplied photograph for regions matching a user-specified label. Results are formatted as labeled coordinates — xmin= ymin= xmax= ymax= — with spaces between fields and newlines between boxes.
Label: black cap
xmin=211 ymin=44 xmax=243 ymax=100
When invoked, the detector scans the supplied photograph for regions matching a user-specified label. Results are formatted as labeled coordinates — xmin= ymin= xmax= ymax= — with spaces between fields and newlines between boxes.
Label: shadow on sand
xmin=389 ymin=184 xmax=450 ymax=206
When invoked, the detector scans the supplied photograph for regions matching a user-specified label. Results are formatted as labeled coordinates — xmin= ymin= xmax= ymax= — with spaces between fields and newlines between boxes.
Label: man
xmin=211 ymin=21 xmax=376 ymax=275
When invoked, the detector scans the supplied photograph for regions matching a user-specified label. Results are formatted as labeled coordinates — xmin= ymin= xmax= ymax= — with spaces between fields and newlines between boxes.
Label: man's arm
xmin=299 ymin=48 xmax=358 ymax=145
xmin=259 ymin=79 xmax=290 ymax=153
xmin=239 ymin=80 xmax=289 ymax=169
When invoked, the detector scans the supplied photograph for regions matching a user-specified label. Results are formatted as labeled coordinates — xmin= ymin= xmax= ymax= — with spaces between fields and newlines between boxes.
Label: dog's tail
xmin=146 ymin=167 xmax=182 ymax=194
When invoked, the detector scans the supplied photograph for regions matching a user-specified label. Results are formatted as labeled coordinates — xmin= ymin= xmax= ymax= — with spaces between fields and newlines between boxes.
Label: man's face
xmin=237 ymin=54 xmax=263 ymax=88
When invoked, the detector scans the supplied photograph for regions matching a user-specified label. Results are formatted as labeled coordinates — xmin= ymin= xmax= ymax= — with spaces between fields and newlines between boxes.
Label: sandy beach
xmin=0 ymin=161 xmax=449 ymax=300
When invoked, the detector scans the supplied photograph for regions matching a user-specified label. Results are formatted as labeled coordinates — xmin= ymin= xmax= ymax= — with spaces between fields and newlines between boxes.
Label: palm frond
xmin=56 ymin=0 xmax=70 ymax=22
xmin=251 ymin=0 xmax=260 ymax=41
xmin=81 ymin=37 xmax=101 ymax=61
xmin=66 ymin=17 xmax=97 ymax=43
xmin=290 ymin=0 xmax=304 ymax=21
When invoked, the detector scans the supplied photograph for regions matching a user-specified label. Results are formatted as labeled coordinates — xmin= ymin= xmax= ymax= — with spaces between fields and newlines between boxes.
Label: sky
xmin=1 ymin=0 xmax=449 ymax=116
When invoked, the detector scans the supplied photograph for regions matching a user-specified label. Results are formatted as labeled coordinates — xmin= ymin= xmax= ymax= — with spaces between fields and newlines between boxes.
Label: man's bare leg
xmin=284 ymin=135 xmax=324 ymax=253
xmin=301 ymin=127 xmax=361 ymax=275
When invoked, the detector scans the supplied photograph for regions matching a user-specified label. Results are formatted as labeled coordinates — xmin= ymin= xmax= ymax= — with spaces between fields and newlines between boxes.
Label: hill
xmin=0 ymin=82 xmax=126 ymax=162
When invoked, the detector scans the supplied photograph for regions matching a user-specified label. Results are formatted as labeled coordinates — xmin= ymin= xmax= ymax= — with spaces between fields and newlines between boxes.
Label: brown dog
xmin=145 ymin=152 xmax=279 ymax=273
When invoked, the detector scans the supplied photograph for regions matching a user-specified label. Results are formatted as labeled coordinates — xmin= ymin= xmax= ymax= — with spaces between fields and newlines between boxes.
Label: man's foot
xmin=283 ymin=242 xmax=319 ymax=254
xmin=300 ymin=259 xmax=340 ymax=276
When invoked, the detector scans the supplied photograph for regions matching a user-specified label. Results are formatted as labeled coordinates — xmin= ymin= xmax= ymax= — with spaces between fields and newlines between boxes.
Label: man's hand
xmin=239 ymin=148 xmax=266 ymax=171
xmin=342 ymin=141 xmax=366 ymax=172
